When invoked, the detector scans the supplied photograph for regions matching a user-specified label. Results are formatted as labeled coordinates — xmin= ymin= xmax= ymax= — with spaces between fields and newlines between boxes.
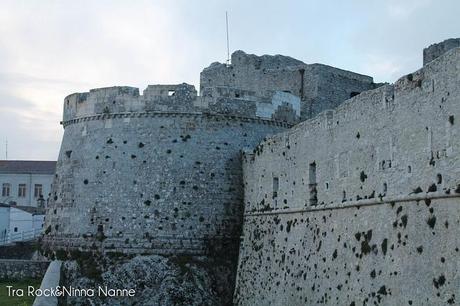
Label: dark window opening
xmin=272 ymin=177 xmax=279 ymax=199
xmin=18 ymin=184 xmax=26 ymax=197
xmin=2 ymin=183 xmax=10 ymax=197
xmin=309 ymin=162 xmax=318 ymax=206
xmin=350 ymin=92 xmax=360 ymax=98
xmin=34 ymin=184 xmax=43 ymax=198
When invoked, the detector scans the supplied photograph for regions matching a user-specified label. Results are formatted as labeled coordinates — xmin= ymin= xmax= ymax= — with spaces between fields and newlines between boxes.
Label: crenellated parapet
xmin=62 ymin=83 xmax=300 ymax=125
xmin=63 ymin=84 xmax=199 ymax=123
xmin=423 ymin=38 xmax=460 ymax=65
xmin=201 ymin=50 xmax=378 ymax=120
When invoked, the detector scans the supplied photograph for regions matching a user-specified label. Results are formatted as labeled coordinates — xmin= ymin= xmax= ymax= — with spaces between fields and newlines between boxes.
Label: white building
xmin=0 ymin=160 xmax=56 ymax=207
xmin=0 ymin=204 xmax=9 ymax=242
xmin=0 ymin=204 xmax=45 ymax=244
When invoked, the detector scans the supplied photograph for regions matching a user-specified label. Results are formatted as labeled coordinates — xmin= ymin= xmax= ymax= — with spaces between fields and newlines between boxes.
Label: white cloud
xmin=0 ymin=0 xmax=458 ymax=160
xmin=386 ymin=0 xmax=432 ymax=19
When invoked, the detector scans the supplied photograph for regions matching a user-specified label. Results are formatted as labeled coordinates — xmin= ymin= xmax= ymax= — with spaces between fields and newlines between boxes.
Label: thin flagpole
xmin=226 ymin=11 xmax=230 ymax=65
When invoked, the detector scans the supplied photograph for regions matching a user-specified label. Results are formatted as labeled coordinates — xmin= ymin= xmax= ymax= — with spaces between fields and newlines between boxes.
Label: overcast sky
xmin=0 ymin=0 xmax=458 ymax=161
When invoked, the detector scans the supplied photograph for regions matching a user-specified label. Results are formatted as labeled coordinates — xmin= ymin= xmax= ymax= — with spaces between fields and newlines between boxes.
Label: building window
xmin=2 ymin=183 xmax=10 ymax=197
xmin=18 ymin=184 xmax=26 ymax=197
xmin=14 ymin=227 xmax=18 ymax=232
xmin=34 ymin=184 xmax=43 ymax=198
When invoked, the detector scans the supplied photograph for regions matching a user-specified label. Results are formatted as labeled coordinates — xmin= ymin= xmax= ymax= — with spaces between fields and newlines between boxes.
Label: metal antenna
xmin=226 ymin=11 xmax=230 ymax=65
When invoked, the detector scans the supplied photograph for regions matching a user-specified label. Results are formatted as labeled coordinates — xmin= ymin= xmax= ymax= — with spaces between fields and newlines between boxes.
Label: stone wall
xmin=200 ymin=50 xmax=378 ymax=120
xmin=0 ymin=241 xmax=38 ymax=259
xmin=43 ymin=89 xmax=290 ymax=256
xmin=63 ymin=83 xmax=300 ymax=124
xmin=234 ymin=47 xmax=460 ymax=305
xmin=0 ymin=259 xmax=49 ymax=280
xmin=43 ymin=58 xmax=304 ymax=306
xmin=423 ymin=38 xmax=460 ymax=65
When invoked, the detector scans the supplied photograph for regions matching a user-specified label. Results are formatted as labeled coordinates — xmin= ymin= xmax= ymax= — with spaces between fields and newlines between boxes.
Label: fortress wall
xmin=62 ymin=82 xmax=300 ymax=124
xmin=200 ymin=50 xmax=377 ymax=120
xmin=63 ymin=84 xmax=198 ymax=122
xmin=235 ymin=197 xmax=460 ymax=305
xmin=43 ymin=111 xmax=289 ymax=256
xmin=305 ymin=64 xmax=381 ymax=119
xmin=234 ymin=47 xmax=460 ymax=305
xmin=423 ymin=38 xmax=460 ymax=65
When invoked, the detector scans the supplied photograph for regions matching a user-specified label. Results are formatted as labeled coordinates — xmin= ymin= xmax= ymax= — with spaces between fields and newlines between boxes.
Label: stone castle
xmin=42 ymin=38 xmax=460 ymax=305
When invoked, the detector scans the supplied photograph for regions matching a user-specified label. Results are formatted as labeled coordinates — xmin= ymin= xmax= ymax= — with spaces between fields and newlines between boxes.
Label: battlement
xmin=201 ymin=50 xmax=378 ymax=120
xmin=45 ymin=38 xmax=460 ymax=306
xmin=230 ymin=50 xmax=305 ymax=70
xmin=62 ymin=49 xmax=383 ymax=125
xmin=423 ymin=38 xmax=460 ymax=65
xmin=62 ymin=82 xmax=300 ymax=125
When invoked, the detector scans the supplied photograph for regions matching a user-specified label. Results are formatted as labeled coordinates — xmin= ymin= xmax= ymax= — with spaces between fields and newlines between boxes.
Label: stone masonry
xmin=42 ymin=48 xmax=372 ymax=259
xmin=423 ymin=38 xmax=460 ymax=65
xmin=235 ymin=41 xmax=460 ymax=305
xmin=41 ymin=38 xmax=460 ymax=305
xmin=42 ymin=84 xmax=296 ymax=257
xmin=201 ymin=50 xmax=380 ymax=120
xmin=0 ymin=259 xmax=49 ymax=281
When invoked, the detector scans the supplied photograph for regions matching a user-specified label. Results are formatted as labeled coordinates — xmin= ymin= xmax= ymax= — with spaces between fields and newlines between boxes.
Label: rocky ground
xmin=60 ymin=254 xmax=234 ymax=306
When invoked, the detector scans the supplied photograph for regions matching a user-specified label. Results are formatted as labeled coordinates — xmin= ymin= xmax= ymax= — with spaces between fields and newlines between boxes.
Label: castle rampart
xmin=423 ymin=37 xmax=460 ymax=65
xmin=200 ymin=50 xmax=379 ymax=120
xmin=42 ymin=40 xmax=460 ymax=305
xmin=44 ymin=82 xmax=296 ymax=256
xmin=234 ymin=46 xmax=460 ymax=305
xmin=62 ymin=83 xmax=300 ymax=125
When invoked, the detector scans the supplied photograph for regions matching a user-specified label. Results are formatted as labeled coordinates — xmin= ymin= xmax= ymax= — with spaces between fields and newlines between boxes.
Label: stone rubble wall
xmin=234 ymin=47 xmax=460 ymax=305
xmin=0 ymin=259 xmax=49 ymax=281
xmin=423 ymin=38 xmax=460 ymax=65
xmin=200 ymin=50 xmax=378 ymax=120
xmin=63 ymin=83 xmax=300 ymax=124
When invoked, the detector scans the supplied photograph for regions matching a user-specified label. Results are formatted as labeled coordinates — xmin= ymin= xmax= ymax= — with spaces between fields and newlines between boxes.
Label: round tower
xmin=42 ymin=83 xmax=297 ymax=257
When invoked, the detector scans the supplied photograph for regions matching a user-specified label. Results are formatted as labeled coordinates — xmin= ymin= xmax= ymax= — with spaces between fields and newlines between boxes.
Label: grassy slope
xmin=0 ymin=279 xmax=42 ymax=306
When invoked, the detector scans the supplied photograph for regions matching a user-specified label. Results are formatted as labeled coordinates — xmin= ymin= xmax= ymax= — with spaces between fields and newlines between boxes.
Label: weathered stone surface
xmin=423 ymin=38 xmax=460 ymax=65
xmin=201 ymin=50 xmax=379 ymax=120
xmin=43 ymin=74 xmax=295 ymax=306
xmin=235 ymin=198 xmax=460 ymax=305
xmin=234 ymin=46 xmax=460 ymax=305
xmin=41 ymin=39 xmax=460 ymax=306
xmin=61 ymin=255 xmax=232 ymax=306
xmin=43 ymin=111 xmax=288 ymax=256
xmin=0 ymin=240 xmax=39 ymax=259
xmin=0 ymin=259 xmax=49 ymax=280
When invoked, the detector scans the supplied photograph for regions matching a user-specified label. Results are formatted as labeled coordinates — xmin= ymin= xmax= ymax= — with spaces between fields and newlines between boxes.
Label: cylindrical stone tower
xmin=42 ymin=83 xmax=295 ymax=258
